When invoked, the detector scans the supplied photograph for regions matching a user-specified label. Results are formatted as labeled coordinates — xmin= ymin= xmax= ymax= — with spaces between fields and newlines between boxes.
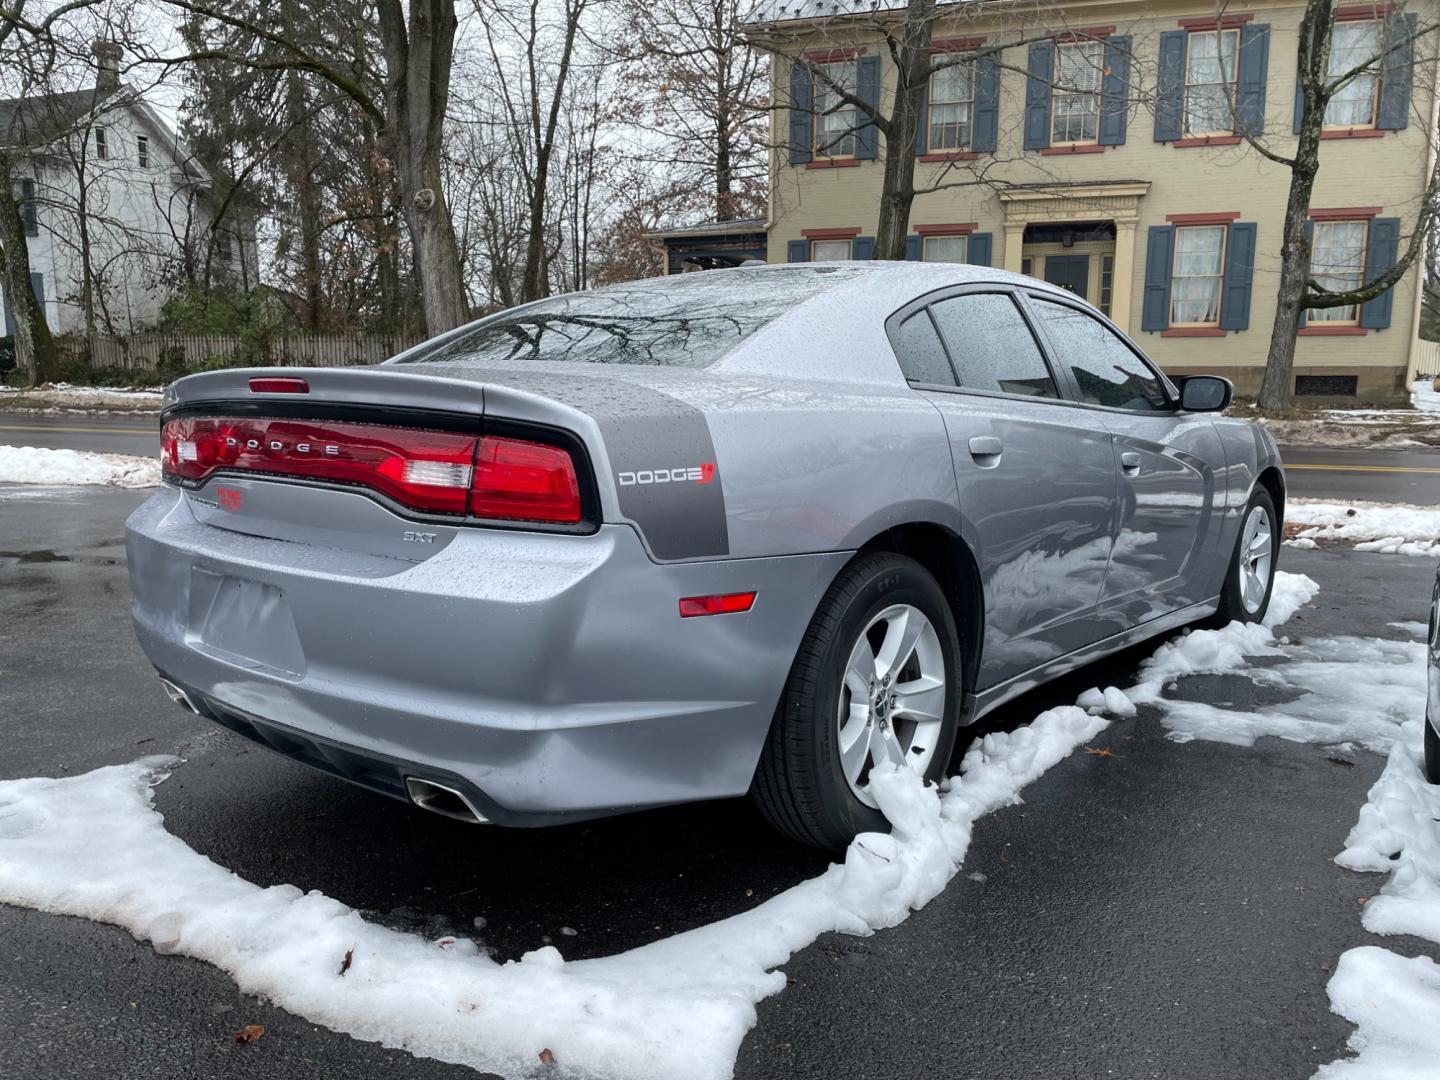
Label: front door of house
xmin=1043 ymin=254 xmax=1089 ymax=300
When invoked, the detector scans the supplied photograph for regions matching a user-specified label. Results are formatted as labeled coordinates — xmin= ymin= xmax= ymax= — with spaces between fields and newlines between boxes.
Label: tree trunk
xmin=378 ymin=0 xmax=469 ymax=335
xmin=285 ymin=67 xmax=324 ymax=331
xmin=1256 ymin=0 xmax=1330 ymax=412
xmin=873 ymin=0 xmax=935 ymax=259
xmin=0 ymin=157 xmax=58 ymax=385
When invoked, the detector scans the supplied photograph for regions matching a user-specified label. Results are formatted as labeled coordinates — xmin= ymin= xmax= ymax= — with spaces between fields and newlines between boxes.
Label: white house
xmin=0 ymin=42 xmax=258 ymax=339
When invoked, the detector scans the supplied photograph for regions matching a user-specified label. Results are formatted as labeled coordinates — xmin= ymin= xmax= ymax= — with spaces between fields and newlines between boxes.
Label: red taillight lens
xmin=471 ymin=436 xmax=582 ymax=524
xmin=161 ymin=419 xmax=586 ymax=525
xmin=678 ymin=592 xmax=757 ymax=618
xmin=162 ymin=418 xmax=479 ymax=515
xmin=248 ymin=377 xmax=310 ymax=394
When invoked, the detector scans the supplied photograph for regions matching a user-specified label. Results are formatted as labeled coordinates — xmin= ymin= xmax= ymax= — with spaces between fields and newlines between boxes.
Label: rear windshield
xmin=399 ymin=267 xmax=861 ymax=369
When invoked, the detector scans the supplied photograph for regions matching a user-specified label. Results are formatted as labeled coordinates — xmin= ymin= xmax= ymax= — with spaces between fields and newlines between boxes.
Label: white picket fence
xmin=56 ymin=333 xmax=424 ymax=372
xmin=1414 ymin=338 xmax=1440 ymax=379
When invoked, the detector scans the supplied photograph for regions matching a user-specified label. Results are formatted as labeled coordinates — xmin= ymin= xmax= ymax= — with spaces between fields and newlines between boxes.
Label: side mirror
xmin=1179 ymin=375 xmax=1233 ymax=413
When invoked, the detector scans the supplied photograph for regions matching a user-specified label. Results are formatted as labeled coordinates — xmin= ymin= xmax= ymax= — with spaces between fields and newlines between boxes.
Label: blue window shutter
xmin=972 ymin=57 xmax=1000 ymax=152
xmin=1377 ymin=14 xmax=1416 ymax=130
xmin=30 ymin=272 xmax=43 ymax=306
xmin=1360 ymin=217 xmax=1401 ymax=328
xmin=853 ymin=236 xmax=876 ymax=260
xmin=967 ymin=232 xmax=992 ymax=266
xmin=914 ymin=76 xmax=929 ymax=156
xmin=1024 ymin=43 xmax=1053 ymax=150
xmin=1142 ymin=225 xmax=1174 ymax=331
xmin=1099 ymin=36 xmax=1130 ymax=146
xmin=788 ymin=64 xmax=813 ymax=165
xmin=1297 ymin=220 xmax=1314 ymax=328
xmin=1235 ymin=24 xmax=1270 ymax=135
xmin=1154 ymin=30 xmax=1186 ymax=141
xmin=905 ymin=235 xmax=922 ymax=260
xmin=1293 ymin=73 xmax=1305 ymax=134
xmin=787 ymin=239 xmax=808 ymax=263
xmin=1219 ymin=222 xmax=1257 ymax=331
xmin=855 ymin=56 xmax=880 ymax=160
xmin=19 ymin=178 xmax=37 ymax=237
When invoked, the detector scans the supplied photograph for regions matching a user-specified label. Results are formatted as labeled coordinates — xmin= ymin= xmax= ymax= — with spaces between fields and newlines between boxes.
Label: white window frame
xmin=1169 ymin=224 xmax=1228 ymax=327
xmin=1308 ymin=219 xmax=1369 ymax=324
xmin=1323 ymin=20 xmax=1383 ymax=131
xmin=1051 ymin=41 xmax=1104 ymax=146
xmin=813 ymin=59 xmax=859 ymax=160
xmin=92 ymin=126 xmax=108 ymax=160
xmin=1182 ymin=28 xmax=1240 ymax=136
xmin=921 ymin=234 xmax=969 ymax=262
xmin=810 ymin=237 xmax=852 ymax=260
xmin=927 ymin=60 xmax=975 ymax=153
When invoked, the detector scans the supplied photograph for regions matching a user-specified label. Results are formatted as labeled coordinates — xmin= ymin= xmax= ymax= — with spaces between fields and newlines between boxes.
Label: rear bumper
xmin=126 ymin=486 xmax=847 ymax=822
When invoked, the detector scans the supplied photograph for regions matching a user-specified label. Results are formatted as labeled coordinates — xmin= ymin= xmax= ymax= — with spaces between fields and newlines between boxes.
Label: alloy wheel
xmin=1238 ymin=504 xmax=1274 ymax=615
xmin=836 ymin=603 xmax=947 ymax=808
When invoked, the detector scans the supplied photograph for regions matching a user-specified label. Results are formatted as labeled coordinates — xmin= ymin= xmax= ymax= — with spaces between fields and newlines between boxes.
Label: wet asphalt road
xmin=1 ymin=484 xmax=1436 ymax=1080
xmin=6 ymin=411 xmax=1440 ymax=503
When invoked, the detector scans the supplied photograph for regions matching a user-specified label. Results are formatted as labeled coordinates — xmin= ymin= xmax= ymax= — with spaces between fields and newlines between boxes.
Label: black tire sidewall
xmin=1221 ymin=488 xmax=1279 ymax=624
xmin=1425 ymin=713 xmax=1440 ymax=785
xmin=803 ymin=557 xmax=962 ymax=841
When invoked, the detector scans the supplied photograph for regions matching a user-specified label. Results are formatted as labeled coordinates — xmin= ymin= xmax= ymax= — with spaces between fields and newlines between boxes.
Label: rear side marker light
xmin=679 ymin=591 xmax=757 ymax=618
xmin=249 ymin=377 xmax=310 ymax=394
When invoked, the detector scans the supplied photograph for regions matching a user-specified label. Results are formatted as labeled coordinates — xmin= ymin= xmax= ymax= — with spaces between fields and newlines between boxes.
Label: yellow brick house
xmin=740 ymin=0 xmax=1438 ymax=402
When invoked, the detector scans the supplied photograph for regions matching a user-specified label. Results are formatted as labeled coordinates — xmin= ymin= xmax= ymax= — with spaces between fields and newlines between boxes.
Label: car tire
xmin=1425 ymin=715 xmax=1440 ymax=785
xmin=1204 ymin=487 xmax=1279 ymax=628
xmin=751 ymin=552 xmax=962 ymax=851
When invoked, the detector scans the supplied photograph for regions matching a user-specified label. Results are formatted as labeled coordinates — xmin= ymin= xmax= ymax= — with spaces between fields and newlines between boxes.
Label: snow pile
xmin=1413 ymin=377 xmax=1440 ymax=414
xmin=1286 ymin=498 xmax=1440 ymax=558
xmin=0 ymin=381 xmax=164 ymax=411
xmin=0 ymin=715 xmax=1105 ymax=1079
xmin=0 ymin=445 xmax=160 ymax=487
xmin=1316 ymin=948 xmax=1440 ymax=1079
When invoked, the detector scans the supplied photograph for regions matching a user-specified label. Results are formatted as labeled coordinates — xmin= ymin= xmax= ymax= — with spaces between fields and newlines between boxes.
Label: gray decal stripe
xmin=585 ymin=385 xmax=729 ymax=560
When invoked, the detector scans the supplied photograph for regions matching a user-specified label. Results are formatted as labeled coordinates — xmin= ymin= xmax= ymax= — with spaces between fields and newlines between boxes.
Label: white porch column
xmin=1110 ymin=218 xmax=1138 ymax=332
xmin=1003 ymin=222 xmax=1026 ymax=274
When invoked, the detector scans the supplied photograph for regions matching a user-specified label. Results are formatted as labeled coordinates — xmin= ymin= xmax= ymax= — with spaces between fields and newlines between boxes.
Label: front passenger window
xmin=1029 ymin=299 xmax=1170 ymax=411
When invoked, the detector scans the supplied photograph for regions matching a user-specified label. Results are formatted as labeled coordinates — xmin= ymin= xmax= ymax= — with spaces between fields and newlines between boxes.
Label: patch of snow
xmin=1413 ymin=377 xmax=1440 ymax=414
xmin=1287 ymin=499 xmax=1440 ymax=556
xmin=1077 ymin=685 xmax=1137 ymax=718
xmin=1387 ymin=621 xmax=1430 ymax=637
xmin=0 ymin=382 xmax=164 ymax=412
xmin=1315 ymin=948 xmax=1440 ymax=1079
xmin=0 ymin=445 xmax=160 ymax=487
xmin=0 ymin=711 xmax=1106 ymax=1079
xmin=1284 ymin=537 xmax=1319 ymax=550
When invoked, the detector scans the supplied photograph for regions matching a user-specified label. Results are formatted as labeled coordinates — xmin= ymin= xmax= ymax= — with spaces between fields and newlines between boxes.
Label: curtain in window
xmin=1052 ymin=43 xmax=1103 ymax=143
xmin=1310 ymin=220 xmax=1366 ymax=321
xmin=815 ymin=61 xmax=858 ymax=157
xmin=928 ymin=62 xmax=974 ymax=151
xmin=1184 ymin=30 xmax=1238 ymax=134
xmin=1325 ymin=21 xmax=1381 ymax=126
xmin=1170 ymin=226 xmax=1226 ymax=324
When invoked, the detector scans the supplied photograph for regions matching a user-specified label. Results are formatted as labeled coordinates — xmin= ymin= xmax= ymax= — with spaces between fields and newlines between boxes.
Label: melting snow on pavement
xmin=1 ymin=570 xmax=1436 ymax=1078
xmin=0 ymin=445 xmax=160 ymax=488
xmin=1285 ymin=498 xmax=1440 ymax=558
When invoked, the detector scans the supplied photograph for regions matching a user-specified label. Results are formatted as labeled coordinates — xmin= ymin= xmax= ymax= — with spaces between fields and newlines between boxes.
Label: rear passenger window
xmin=895 ymin=311 xmax=956 ymax=385
xmin=929 ymin=293 xmax=1058 ymax=398
xmin=1029 ymin=298 xmax=1170 ymax=411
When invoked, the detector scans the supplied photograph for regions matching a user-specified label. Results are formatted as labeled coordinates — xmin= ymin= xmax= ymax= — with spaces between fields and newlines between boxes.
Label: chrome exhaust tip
xmin=159 ymin=678 xmax=199 ymax=715
xmin=404 ymin=777 xmax=489 ymax=824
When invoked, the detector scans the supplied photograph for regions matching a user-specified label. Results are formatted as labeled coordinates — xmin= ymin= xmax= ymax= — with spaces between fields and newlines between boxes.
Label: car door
xmin=889 ymin=287 xmax=1118 ymax=690
xmin=1023 ymin=293 xmax=1225 ymax=634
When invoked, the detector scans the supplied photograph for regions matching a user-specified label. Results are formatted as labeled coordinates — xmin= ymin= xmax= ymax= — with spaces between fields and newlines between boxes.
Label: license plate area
xmin=187 ymin=569 xmax=307 ymax=678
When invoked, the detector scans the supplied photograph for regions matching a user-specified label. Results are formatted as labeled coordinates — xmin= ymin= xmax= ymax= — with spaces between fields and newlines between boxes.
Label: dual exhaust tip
xmin=159 ymin=677 xmax=488 ymax=825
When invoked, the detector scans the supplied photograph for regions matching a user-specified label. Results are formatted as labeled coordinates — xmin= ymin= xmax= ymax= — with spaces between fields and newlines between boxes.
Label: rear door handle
xmin=968 ymin=436 xmax=1003 ymax=467
xmin=1120 ymin=451 xmax=1142 ymax=475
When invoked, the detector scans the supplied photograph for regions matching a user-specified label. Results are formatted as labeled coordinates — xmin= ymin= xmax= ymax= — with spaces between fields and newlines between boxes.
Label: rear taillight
xmin=471 ymin=436 xmax=582 ymax=524
xmin=161 ymin=418 xmax=584 ymax=525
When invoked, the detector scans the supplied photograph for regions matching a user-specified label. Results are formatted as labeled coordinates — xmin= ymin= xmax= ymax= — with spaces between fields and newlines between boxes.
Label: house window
xmin=19 ymin=178 xmax=37 ymax=237
xmin=1099 ymin=254 xmax=1114 ymax=315
xmin=137 ymin=135 xmax=149 ymax=167
xmin=93 ymin=127 xmax=107 ymax=160
xmin=216 ymin=231 xmax=234 ymax=264
xmin=1183 ymin=29 xmax=1239 ymax=135
xmin=1052 ymin=41 xmax=1104 ymax=145
xmin=1170 ymin=225 xmax=1227 ymax=324
xmin=922 ymin=235 xmax=968 ymax=262
xmin=813 ymin=60 xmax=858 ymax=158
xmin=1296 ymin=374 xmax=1359 ymax=396
xmin=1325 ymin=20 xmax=1382 ymax=128
xmin=810 ymin=238 xmax=851 ymax=260
xmin=1021 ymin=257 xmax=1034 ymax=276
xmin=927 ymin=61 xmax=975 ymax=152
xmin=1308 ymin=220 xmax=1368 ymax=322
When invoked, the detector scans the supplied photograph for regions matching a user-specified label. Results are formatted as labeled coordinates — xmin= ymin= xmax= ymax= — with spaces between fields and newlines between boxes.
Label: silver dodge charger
xmin=127 ymin=263 xmax=1285 ymax=849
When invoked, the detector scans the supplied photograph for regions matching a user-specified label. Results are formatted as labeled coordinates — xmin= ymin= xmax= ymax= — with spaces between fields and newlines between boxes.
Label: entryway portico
xmin=998 ymin=181 xmax=1151 ymax=330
